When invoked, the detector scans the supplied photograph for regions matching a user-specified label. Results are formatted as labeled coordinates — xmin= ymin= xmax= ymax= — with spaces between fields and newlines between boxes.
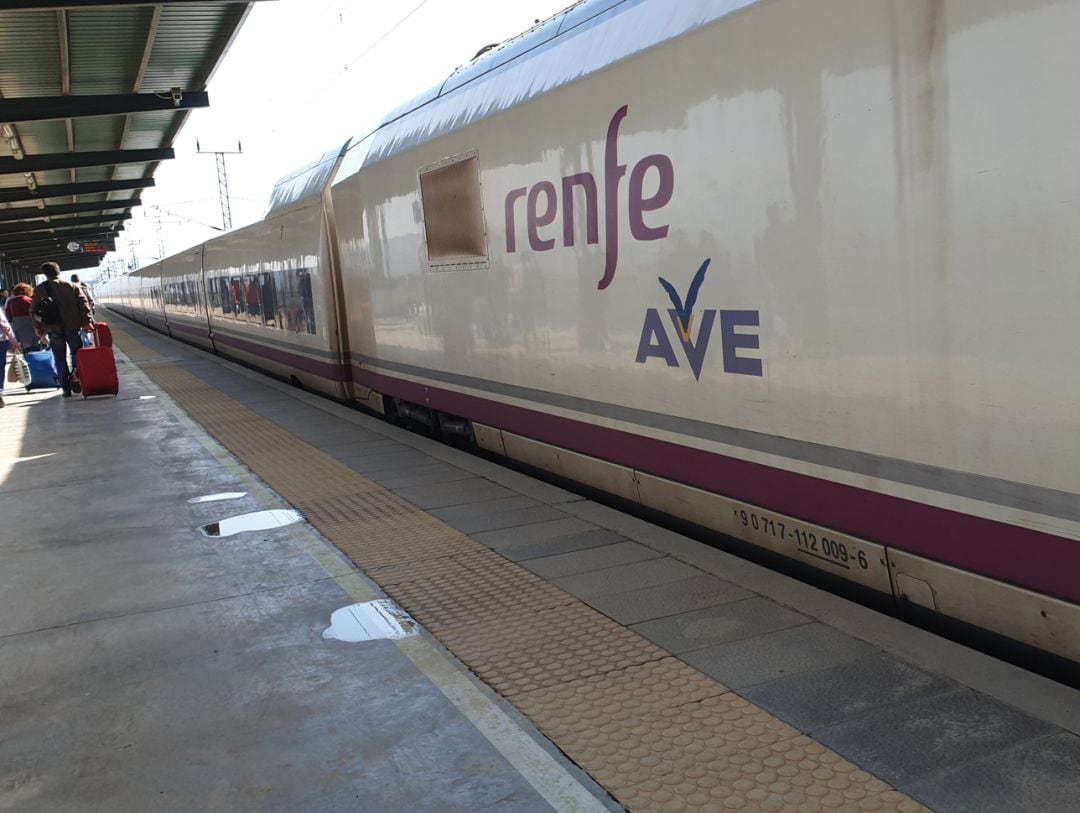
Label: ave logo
xmin=635 ymin=259 xmax=763 ymax=380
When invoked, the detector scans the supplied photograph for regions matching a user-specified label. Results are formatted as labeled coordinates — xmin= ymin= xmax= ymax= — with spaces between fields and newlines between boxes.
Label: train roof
xmin=335 ymin=0 xmax=758 ymax=181
xmin=265 ymin=0 xmax=758 ymax=219
xmin=130 ymin=262 xmax=161 ymax=279
xmin=264 ymin=141 xmax=352 ymax=218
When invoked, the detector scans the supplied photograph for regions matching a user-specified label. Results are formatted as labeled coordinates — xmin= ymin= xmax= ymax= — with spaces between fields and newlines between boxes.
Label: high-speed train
xmin=98 ymin=0 xmax=1080 ymax=668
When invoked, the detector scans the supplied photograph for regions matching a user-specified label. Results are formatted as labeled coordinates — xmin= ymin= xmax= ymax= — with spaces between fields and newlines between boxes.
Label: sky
xmin=100 ymin=0 xmax=574 ymax=279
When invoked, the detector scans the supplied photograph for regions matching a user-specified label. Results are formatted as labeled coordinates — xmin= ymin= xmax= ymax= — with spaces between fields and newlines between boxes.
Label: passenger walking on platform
xmin=31 ymin=262 xmax=93 ymax=398
xmin=0 ymin=305 xmax=18 ymax=408
xmin=70 ymin=274 xmax=96 ymax=313
xmin=5 ymin=283 xmax=39 ymax=350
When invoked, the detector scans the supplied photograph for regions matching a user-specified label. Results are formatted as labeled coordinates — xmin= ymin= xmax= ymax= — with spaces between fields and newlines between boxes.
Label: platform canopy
xmin=0 ymin=0 xmax=266 ymax=284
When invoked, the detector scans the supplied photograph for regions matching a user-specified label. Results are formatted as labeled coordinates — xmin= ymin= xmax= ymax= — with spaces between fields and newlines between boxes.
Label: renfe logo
xmin=504 ymin=105 xmax=674 ymax=290
xmin=636 ymin=259 xmax=763 ymax=381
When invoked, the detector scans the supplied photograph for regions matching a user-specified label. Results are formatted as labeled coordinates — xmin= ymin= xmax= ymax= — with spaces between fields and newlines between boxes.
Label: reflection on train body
xmin=208 ymin=269 xmax=316 ymax=335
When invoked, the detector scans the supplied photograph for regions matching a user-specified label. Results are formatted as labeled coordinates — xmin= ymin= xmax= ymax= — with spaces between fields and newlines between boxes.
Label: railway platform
xmin=2 ymin=314 xmax=1079 ymax=813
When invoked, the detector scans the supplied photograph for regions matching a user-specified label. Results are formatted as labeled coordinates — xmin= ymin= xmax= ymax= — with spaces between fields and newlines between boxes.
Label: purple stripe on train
xmin=211 ymin=330 xmax=348 ymax=383
xmin=353 ymin=364 xmax=1080 ymax=606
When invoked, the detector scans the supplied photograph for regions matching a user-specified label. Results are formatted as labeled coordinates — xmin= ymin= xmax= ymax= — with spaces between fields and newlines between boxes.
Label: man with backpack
xmin=31 ymin=262 xmax=93 ymax=397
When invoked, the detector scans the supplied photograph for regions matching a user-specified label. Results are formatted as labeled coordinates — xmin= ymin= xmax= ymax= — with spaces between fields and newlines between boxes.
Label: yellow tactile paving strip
xmin=111 ymin=325 xmax=929 ymax=813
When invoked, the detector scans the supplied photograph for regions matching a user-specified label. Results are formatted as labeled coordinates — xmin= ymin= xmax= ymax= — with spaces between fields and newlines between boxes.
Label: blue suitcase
xmin=24 ymin=349 xmax=59 ymax=391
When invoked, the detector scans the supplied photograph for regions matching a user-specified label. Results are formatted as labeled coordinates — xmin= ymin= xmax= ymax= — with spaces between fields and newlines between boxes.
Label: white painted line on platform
xmin=395 ymin=635 xmax=614 ymax=813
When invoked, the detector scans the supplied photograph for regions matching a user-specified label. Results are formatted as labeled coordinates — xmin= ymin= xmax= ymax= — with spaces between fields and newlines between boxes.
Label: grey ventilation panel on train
xmin=336 ymin=0 xmax=758 ymax=181
xmin=264 ymin=140 xmax=352 ymax=218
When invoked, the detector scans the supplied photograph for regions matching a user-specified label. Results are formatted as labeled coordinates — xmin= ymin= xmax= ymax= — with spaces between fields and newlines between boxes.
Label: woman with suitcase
xmin=5 ymin=283 xmax=39 ymax=351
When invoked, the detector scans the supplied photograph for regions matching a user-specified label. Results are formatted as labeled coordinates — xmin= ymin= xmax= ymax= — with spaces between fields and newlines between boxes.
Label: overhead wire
xmin=153 ymin=197 xmax=217 ymax=207
xmin=149 ymin=205 xmax=223 ymax=233
xmin=306 ymin=0 xmax=433 ymax=104
xmin=305 ymin=0 xmax=355 ymax=46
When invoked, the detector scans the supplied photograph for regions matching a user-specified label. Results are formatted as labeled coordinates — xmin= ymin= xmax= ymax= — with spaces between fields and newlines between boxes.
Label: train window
xmin=166 ymin=281 xmax=189 ymax=314
xmin=227 ymin=277 xmax=244 ymax=318
xmin=188 ymin=280 xmax=201 ymax=314
xmin=208 ymin=270 xmax=314 ymax=333
xmin=419 ymin=150 xmax=489 ymax=270
xmin=217 ymin=278 xmax=235 ymax=317
xmin=208 ymin=278 xmax=222 ymax=312
xmin=166 ymin=280 xmax=195 ymax=314
xmin=273 ymin=268 xmax=317 ymax=334
xmin=258 ymin=273 xmax=278 ymax=328
xmin=241 ymin=276 xmax=260 ymax=323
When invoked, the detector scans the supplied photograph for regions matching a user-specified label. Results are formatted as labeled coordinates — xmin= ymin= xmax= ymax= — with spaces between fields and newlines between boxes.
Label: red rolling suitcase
xmin=74 ymin=332 xmax=119 ymax=398
xmin=93 ymin=322 xmax=113 ymax=348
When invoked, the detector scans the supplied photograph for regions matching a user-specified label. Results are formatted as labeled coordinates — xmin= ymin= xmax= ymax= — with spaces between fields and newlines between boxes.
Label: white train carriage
xmin=96 ymin=276 xmax=127 ymax=318
xmin=330 ymin=0 xmax=1080 ymax=662
xmin=101 ymin=145 xmax=354 ymax=400
xmin=159 ymin=246 xmax=213 ymax=352
xmin=129 ymin=264 xmax=163 ymax=329
xmin=200 ymin=144 xmax=352 ymax=400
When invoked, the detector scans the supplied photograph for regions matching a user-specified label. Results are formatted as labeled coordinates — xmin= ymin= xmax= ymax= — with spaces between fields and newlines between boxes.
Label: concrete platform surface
xmin=0 ymin=361 xmax=615 ymax=813
xmin=3 ymin=314 xmax=1080 ymax=813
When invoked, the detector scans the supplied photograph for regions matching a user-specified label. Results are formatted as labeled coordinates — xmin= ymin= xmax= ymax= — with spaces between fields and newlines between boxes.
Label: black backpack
xmin=34 ymin=283 xmax=62 ymax=325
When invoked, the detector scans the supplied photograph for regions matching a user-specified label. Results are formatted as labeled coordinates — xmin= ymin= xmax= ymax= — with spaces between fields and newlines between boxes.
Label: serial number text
xmin=732 ymin=507 xmax=868 ymax=571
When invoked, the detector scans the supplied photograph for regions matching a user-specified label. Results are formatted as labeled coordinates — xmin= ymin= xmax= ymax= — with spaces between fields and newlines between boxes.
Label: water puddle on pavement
xmin=188 ymin=492 xmax=247 ymax=504
xmin=323 ymin=600 xmax=419 ymax=643
xmin=200 ymin=508 xmax=301 ymax=537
